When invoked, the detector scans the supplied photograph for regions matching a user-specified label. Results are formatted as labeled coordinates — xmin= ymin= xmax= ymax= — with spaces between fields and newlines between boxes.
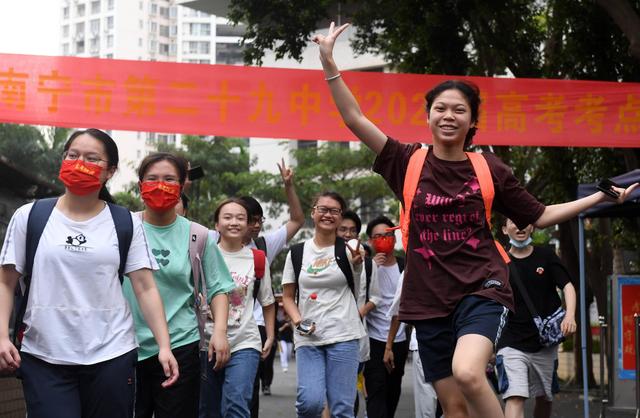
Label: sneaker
xmin=263 ymin=385 xmax=271 ymax=396
xmin=283 ymin=368 xmax=288 ymax=373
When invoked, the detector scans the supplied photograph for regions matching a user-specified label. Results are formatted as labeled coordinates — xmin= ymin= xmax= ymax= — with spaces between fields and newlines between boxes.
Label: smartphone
xmin=297 ymin=319 xmax=315 ymax=336
xmin=596 ymin=178 xmax=620 ymax=199
xmin=188 ymin=166 xmax=204 ymax=181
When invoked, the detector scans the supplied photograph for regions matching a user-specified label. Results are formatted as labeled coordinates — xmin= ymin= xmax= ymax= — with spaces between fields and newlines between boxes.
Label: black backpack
xmin=290 ymin=237 xmax=355 ymax=303
xmin=11 ymin=198 xmax=133 ymax=350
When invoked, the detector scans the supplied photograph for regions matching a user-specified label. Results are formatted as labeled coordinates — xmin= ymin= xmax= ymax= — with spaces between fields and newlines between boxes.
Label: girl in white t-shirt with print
xmin=200 ymin=198 xmax=275 ymax=418
xmin=282 ymin=191 xmax=366 ymax=418
xmin=0 ymin=129 xmax=178 ymax=418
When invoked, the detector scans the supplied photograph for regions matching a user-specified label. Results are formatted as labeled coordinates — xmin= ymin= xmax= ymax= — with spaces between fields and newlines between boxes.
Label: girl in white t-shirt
xmin=0 ymin=129 xmax=178 ymax=418
xmin=282 ymin=191 xmax=366 ymax=418
xmin=201 ymin=198 xmax=275 ymax=418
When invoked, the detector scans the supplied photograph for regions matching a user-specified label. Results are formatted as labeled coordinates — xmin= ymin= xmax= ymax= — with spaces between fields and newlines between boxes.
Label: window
xmin=216 ymin=43 xmax=243 ymax=64
xmin=75 ymin=22 xmax=85 ymax=36
xmin=149 ymin=40 xmax=157 ymax=53
xmin=76 ymin=40 xmax=85 ymax=54
xmin=169 ymin=43 xmax=177 ymax=55
xmin=183 ymin=41 xmax=210 ymax=55
xmin=216 ymin=24 xmax=245 ymax=37
xmin=90 ymin=37 xmax=100 ymax=52
xmin=62 ymin=25 xmax=69 ymax=38
xmin=62 ymin=43 xmax=70 ymax=55
xmin=151 ymin=22 xmax=157 ymax=33
xmin=106 ymin=16 xmax=114 ymax=30
xmin=159 ymin=7 xmax=169 ymax=18
xmin=91 ymin=1 xmax=100 ymax=14
xmin=170 ymin=25 xmax=177 ymax=36
xmin=90 ymin=19 xmax=100 ymax=34
xmin=189 ymin=23 xmax=211 ymax=36
xmin=138 ymin=38 xmax=143 ymax=47
xmin=76 ymin=3 xmax=85 ymax=17
xmin=62 ymin=6 xmax=69 ymax=19
xmin=139 ymin=20 xmax=144 ymax=29
xmin=139 ymin=1 xmax=143 ymax=10
xmin=106 ymin=53 xmax=113 ymax=59
xmin=169 ymin=6 xmax=177 ymax=19
xmin=107 ymin=35 xmax=114 ymax=48
xmin=151 ymin=4 xmax=158 ymax=14
xmin=159 ymin=43 xmax=169 ymax=55
xmin=108 ymin=0 xmax=114 ymax=10
xmin=159 ymin=25 xmax=169 ymax=37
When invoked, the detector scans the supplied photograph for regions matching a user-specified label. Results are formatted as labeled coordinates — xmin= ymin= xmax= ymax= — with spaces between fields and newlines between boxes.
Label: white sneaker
xmin=283 ymin=368 xmax=288 ymax=373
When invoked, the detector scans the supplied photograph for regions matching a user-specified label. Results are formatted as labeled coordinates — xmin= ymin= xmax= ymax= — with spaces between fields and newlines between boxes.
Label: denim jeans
xmin=296 ymin=339 xmax=359 ymax=418
xmin=199 ymin=348 xmax=260 ymax=418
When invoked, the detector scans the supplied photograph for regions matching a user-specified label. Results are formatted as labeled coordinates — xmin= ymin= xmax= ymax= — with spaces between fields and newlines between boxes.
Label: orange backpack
xmin=398 ymin=147 xmax=510 ymax=263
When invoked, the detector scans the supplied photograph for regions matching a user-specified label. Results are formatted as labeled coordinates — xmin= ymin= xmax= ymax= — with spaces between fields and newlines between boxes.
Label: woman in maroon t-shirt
xmin=313 ymin=22 xmax=638 ymax=418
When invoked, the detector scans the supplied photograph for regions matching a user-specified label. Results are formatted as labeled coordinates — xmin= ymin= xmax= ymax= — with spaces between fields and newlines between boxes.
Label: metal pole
xmin=635 ymin=314 xmax=640 ymax=418
xmin=579 ymin=216 xmax=590 ymax=418
xmin=599 ymin=315 xmax=608 ymax=418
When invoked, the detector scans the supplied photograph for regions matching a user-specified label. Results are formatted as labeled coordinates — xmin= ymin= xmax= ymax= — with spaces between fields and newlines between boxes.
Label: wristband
xmin=325 ymin=73 xmax=341 ymax=81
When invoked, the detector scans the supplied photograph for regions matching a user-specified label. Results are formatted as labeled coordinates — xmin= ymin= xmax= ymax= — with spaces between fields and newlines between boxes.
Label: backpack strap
xmin=253 ymin=236 xmax=268 ymax=257
xmin=25 ymin=198 xmax=58 ymax=277
xmin=334 ymin=237 xmax=356 ymax=299
xmin=396 ymin=256 xmax=405 ymax=273
xmin=465 ymin=152 xmax=511 ymax=264
xmin=364 ymin=256 xmax=372 ymax=302
xmin=107 ymin=202 xmax=134 ymax=282
xmin=251 ymin=248 xmax=266 ymax=301
xmin=290 ymin=242 xmax=305 ymax=304
xmin=399 ymin=147 xmax=428 ymax=251
xmin=188 ymin=221 xmax=209 ymax=301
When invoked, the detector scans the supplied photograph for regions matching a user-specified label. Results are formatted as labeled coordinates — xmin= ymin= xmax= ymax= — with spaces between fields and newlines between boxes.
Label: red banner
xmin=0 ymin=53 xmax=639 ymax=147
xmin=621 ymin=282 xmax=640 ymax=372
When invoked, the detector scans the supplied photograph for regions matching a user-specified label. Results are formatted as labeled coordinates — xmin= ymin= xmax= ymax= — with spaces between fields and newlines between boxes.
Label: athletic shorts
xmin=414 ymin=295 xmax=508 ymax=382
xmin=496 ymin=346 xmax=559 ymax=401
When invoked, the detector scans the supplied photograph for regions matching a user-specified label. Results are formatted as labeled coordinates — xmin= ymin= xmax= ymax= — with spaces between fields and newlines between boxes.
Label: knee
xmin=296 ymin=392 xmax=324 ymax=417
xmin=452 ymin=365 xmax=486 ymax=395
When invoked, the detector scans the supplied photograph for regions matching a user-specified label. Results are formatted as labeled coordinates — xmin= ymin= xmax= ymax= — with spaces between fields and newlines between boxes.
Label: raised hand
xmin=612 ymin=182 xmax=639 ymax=204
xmin=277 ymin=157 xmax=293 ymax=187
xmin=312 ymin=21 xmax=350 ymax=63
xmin=346 ymin=239 xmax=363 ymax=266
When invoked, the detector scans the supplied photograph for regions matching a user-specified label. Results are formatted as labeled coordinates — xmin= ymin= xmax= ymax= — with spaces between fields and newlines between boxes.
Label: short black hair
xmin=180 ymin=193 xmax=189 ymax=210
xmin=366 ymin=215 xmax=395 ymax=237
xmin=342 ymin=210 xmax=362 ymax=234
xmin=239 ymin=196 xmax=263 ymax=218
xmin=312 ymin=191 xmax=347 ymax=212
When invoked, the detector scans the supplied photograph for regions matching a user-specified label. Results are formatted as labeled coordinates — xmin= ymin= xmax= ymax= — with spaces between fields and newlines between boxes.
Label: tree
xmin=228 ymin=0 xmax=640 ymax=386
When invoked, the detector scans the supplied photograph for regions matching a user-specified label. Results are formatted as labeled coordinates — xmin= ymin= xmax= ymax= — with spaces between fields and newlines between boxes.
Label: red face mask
xmin=58 ymin=159 xmax=104 ymax=195
xmin=371 ymin=235 xmax=395 ymax=254
xmin=140 ymin=181 xmax=181 ymax=212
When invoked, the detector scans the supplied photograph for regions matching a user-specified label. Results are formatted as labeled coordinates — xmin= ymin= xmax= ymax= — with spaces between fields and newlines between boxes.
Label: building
xmin=59 ymin=0 xmax=245 ymax=192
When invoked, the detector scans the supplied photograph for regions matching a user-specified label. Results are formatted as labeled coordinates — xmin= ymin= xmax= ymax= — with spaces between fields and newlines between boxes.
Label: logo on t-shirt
xmin=483 ymin=279 xmax=503 ymax=289
xmin=152 ymin=248 xmax=170 ymax=267
xmin=536 ymin=267 xmax=545 ymax=275
xmin=306 ymin=257 xmax=334 ymax=275
xmin=64 ymin=233 xmax=88 ymax=252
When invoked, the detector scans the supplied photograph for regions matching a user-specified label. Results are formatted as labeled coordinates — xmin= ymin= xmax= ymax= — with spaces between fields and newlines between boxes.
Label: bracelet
xmin=325 ymin=73 xmax=341 ymax=81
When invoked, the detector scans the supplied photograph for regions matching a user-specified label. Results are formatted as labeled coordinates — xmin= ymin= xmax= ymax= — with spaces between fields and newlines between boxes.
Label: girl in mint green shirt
xmin=123 ymin=152 xmax=235 ymax=418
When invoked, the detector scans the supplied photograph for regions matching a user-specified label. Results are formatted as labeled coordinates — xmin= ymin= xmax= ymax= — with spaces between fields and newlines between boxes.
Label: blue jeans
xmin=296 ymin=340 xmax=359 ymax=418
xmin=199 ymin=348 xmax=260 ymax=418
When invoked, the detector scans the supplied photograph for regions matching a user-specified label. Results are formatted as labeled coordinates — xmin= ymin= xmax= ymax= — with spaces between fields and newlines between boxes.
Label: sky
xmin=0 ymin=1 xmax=59 ymax=55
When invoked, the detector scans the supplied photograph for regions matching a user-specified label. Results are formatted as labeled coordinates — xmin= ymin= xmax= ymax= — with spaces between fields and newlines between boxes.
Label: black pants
xmin=20 ymin=349 xmax=137 ymax=418
xmin=135 ymin=341 xmax=200 ymax=418
xmin=364 ymin=338 xmax=409 ymax=418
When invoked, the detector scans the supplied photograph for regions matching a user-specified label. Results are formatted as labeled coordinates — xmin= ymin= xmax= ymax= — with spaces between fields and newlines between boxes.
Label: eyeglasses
xmin=314 ymin=206 xmax=342 ymax=216
xmin=371 ymin=232 xmax=395 ymax=239
xmin=63 ymin=151 xmax=109 ymax=165
xmin=338 ymin=226 xmax=358 ymax=235
xmin=250 ymin=216 xmax=266 ymax=225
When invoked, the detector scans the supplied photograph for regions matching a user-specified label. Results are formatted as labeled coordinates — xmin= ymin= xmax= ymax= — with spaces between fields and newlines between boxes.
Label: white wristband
xmin=324 ymin=73 xmax=341 ymax=81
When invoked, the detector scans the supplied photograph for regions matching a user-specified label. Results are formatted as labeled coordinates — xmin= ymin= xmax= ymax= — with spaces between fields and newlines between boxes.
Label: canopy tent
xmin=576 ymin=169 xmax=640 ymax=417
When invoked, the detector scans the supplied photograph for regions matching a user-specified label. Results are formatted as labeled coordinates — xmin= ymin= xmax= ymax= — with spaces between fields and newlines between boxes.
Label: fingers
xmin=160 ymin=357 xmax=179 ymax=388
xmin=346 ymin=240 xmax=361 ymax=255
xmin=333 ymin=23 xmax=350 ymax=37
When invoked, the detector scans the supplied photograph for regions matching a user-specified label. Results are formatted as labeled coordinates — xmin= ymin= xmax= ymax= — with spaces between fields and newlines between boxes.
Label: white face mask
xmin=509 ymin=237 xmax=532 ymax=249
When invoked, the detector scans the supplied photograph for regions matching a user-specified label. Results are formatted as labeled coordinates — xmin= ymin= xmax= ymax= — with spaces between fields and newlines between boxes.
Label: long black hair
xmin=63 ymin=128 xmax=118 ymax=203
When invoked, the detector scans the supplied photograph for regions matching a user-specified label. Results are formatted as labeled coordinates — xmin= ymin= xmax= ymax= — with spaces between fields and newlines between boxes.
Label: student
xmin=276 ymin=305 xmax=294 ymax=373
xmin=0 ymin=129 xmax=178 ymax=418
xmin=314 ymin=22 xmax=637 ymax=418
xmin=497 ymin=219 xmax=576 ymax=418
xmin=282 ymin=191 xmax=366 ymax=418
xmin=363 ymin=216 xmax=408 ymax=418
xmin=202 ymin=198 xmax=276 ymax=418
xmin=123 ymin=152 xmax=235 ymax=418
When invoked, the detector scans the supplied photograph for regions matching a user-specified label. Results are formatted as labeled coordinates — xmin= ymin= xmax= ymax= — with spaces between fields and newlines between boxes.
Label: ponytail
xmin=99 ymin=185 xmax=115 ymax=204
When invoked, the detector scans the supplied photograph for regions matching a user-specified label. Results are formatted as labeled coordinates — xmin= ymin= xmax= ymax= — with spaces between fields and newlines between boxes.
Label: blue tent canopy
xmin=577 ymin=169 xmax=640 ymax=218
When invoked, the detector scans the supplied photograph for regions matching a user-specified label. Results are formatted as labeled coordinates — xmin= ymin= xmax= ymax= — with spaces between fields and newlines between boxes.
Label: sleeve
xmin=281 ymin=251 xmax=295 ymax=286
xmin=258 ymin=262 xmax=275 ymax=307
xmin=372 ymin=137 xmax=422 ymax=202
xmin=485 ymin=153 xmax=546 ymax=230
xmin=367 ymin=263 xmax=382 ymax=308
xmin=0 ymin=203 xmax=32 ymax=274
xmin=386 ymin=273 xmax=404 ymax=319
xmin=264 ymin=225 xmax=288 ymax=264
xmin=124 ymin=212 xmax=158 ymax=274
xmin=544 ymin=248 xmax=572 ymax=289
xmin=357 ymin=267 xmax=367 ymax=307
xmin=203 ymin=237 xmax=236 ymax=303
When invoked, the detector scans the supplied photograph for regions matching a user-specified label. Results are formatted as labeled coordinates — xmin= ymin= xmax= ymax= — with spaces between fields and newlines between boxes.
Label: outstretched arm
xmin=313 ymin=22 xmax=388 ymax=155
xmin=278 ymin=158 xmax=305 ymax=242
xmin=534 ymin=184 xmax=638 ymax=228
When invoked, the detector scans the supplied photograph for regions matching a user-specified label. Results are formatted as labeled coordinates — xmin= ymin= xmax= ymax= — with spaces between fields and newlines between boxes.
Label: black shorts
xmin=414 ymin=295 xmax=508 ymax=383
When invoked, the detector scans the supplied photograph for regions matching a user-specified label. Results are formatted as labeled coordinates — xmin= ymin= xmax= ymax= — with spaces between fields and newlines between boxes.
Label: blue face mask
xmin=509 ymin=237 xmax=532 ymax=249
